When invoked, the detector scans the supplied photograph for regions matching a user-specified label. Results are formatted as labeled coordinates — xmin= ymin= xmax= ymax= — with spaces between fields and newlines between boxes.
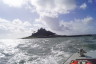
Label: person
xmin=79 ymin=49 xmax=86 ymax=57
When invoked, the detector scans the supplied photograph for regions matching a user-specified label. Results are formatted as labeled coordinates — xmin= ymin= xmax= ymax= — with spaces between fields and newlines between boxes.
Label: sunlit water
xmin=0 ymin=36 xmax=96 ymax=64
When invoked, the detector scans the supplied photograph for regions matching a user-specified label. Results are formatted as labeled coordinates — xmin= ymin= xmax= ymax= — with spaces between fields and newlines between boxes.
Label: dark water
xmin=0 ymin=36 xmax=96 ymax=64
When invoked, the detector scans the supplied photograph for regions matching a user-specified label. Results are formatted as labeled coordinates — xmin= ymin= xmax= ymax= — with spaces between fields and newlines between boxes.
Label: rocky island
xmin=22 ymin=28 xmax=96 ymax=39
xmin=23 ymin=28 xmax=60 ymax=39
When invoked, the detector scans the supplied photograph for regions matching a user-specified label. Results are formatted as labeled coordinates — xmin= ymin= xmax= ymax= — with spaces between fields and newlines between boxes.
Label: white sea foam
xmin=0 ymin=37 xmax=96 ymax=64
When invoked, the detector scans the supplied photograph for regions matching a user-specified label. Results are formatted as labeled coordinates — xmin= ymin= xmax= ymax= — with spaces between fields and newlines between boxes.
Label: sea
xmin=0 ymin=36 xmax=96 ymax=64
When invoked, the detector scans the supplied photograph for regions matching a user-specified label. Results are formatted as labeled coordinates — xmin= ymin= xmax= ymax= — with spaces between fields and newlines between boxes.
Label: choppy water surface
xmin=0 ymin=36 xmax=96 ymax=64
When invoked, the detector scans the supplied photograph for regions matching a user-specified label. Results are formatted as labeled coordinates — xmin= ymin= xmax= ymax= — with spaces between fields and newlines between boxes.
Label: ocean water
xmin=0 ymin=36 xmax=96 ymax=64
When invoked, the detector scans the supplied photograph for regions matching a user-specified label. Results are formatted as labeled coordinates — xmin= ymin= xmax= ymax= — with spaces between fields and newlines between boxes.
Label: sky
xmin=0 ymin=0 xmax=96 ymax=39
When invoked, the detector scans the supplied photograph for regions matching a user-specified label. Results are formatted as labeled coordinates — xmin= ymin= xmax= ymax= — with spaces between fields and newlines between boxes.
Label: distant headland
xmin=22 ymin=28 xmax=96 ymax=39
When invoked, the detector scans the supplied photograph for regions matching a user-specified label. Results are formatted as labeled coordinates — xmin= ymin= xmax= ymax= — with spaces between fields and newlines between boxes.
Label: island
xmin=22 ymin=28 xmax=96 ymax=39
xmin=23 ymin=28 xmax=59 ymax=39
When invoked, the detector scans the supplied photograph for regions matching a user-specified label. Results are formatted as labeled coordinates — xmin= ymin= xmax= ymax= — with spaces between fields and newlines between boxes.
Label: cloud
xmin=37 ymin=16 xmax=61 ymax=31
xmin=1 ymin=0 xmax=95 ymax=38
xmin=0 ymin=18 xmax=33 ymax=38
xmin=1 ymin=0 xmax=77 ymax=17
xmin=83 ymin=16 xmax=93 ymax=24
xmin=38 ymin=16 xmax=95 ymax=35
xmin=2 ymin=0 xmax=27 ymax=8
xmin=28 ymin=0 xmax=95 ymax=35
xmin=60 ymin=17 xmax=95 ymax=35
xmin=80 ymin=3 xmax=87 ymax=9
xmin=30 ymin=0 xmax=76 ymax=17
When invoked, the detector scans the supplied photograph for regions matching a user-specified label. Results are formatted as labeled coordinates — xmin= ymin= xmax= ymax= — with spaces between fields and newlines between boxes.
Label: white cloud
xmin=83 ymin=16 xmax=93 ymax=24
xmin=1 ymin=0 xmax=95 ymax=38
xmin=38 ymin=16 xmax=95 ymax=35
xmin=0 ymin=16 xmax=94 ymax=38
xmin=1 ymin=0 xmax=77 ymax=23
xmin=0 ymin=18 xmax=33 ymax=38
xmin=30 ymin=0 xmax=76 ymax=17
xmin=1 ymin=0 xmax=77 ymax=17
xmin=37 ymin=16 xmax=61 ymax=30
xmin=80 ymin=3 xmax=87 ymax=9
xmin=59 ymin=17 xmax=94 ymax=35
xmin=2 ymin=0 xmax=27 ymax=8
